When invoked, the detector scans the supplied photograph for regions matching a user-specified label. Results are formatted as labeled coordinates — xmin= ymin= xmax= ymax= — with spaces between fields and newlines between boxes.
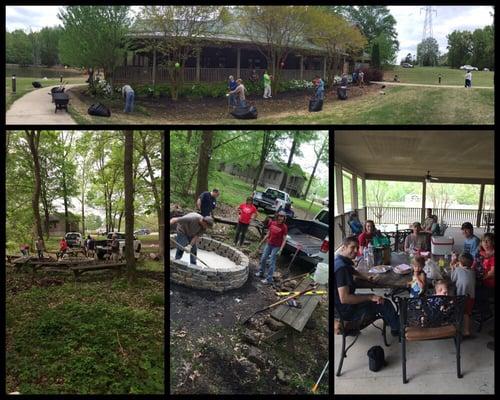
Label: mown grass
xmin=384 ymin=66 xmax=494 ymax=87
xmin=257 ymin=85 xmax=494 ymax=125
xmin=6 ymin=275 xmax=164 ymax=394
xmin=5 ymin=76 xmax=86 ymax=111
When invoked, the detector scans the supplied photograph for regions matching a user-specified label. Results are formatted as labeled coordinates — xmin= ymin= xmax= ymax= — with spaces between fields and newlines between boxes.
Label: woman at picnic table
xmin=357 ymin=220 xmax=381 ymax=256
xmin=404 ymin=222 xmax=430 ymax=253
xmin=474 ymin=233 xmax=495 ymax=320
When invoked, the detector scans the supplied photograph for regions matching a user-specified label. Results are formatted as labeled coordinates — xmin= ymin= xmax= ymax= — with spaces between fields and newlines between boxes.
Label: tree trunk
xmin=40 ymin=166 xmax=51 ymax=239
xmin=279 ymin=133 xmax=298 ymax=191
xmin=253 ymin=132 xmax=269 ymax=191
xmin=195 ymin=130 xmax=214 ymax=200
xmin=303 ymin=138 xmax=327 ymax=199
xmin=117 ymin=210 xmax=124 ymax=232
xmin=26 ymin=130 xmax=44 ymax=248
xmin=81 ymin=167 xmax=86 ymax=236
xmin=160 ymin=132 xmax=165 ymax=261
xmin=124 ymin=130 xmax=136 ymax=283
xmin=62 ymin=169 xmax=70 ymax=233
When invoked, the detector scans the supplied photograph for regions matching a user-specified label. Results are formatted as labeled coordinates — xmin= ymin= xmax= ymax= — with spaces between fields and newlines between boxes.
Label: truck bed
xmin=285 ymin=219 xmax=328 ymax=257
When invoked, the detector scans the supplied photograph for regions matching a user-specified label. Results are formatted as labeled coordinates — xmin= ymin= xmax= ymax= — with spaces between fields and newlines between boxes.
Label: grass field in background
xmin=5 ymin=76 xmax=86 ymax=110
xmin=257 ymin=85 xmax=494 ymax=125
xmin=383 ymin=66 xmax=494 ymax=87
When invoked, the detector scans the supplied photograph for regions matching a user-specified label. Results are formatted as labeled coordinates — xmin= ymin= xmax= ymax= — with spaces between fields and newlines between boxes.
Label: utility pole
xmin=419 ymin=6 xmax=438 ymax=66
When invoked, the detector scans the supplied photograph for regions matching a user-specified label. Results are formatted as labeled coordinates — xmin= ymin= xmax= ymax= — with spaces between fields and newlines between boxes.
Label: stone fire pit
xmin=169 ymin=234 xmax=249 ymax=292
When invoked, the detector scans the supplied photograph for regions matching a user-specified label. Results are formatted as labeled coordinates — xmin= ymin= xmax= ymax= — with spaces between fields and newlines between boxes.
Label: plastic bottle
xmin=367 ymin=243 xmax=374 ymax=269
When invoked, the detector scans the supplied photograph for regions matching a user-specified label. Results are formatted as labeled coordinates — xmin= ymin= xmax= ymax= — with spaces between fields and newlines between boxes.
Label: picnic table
xmin=265 ymin=276 xmax=327 ymax=346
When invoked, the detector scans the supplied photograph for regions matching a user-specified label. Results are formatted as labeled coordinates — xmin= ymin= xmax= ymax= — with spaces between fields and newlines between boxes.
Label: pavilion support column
xmin=352 ymin=175 xmax=359 ymax=211
xmin=300 ymin=55 xmax=304 ymax=80
xmin=335 ymin=166 xmax=344 ymax=216
xmin=236 ymin=48 xmax=241 ymax=79
xmin=196 ymin=50 xmax=201 ymax=82
xmin=152 ymin=47 xmax=157 ymax=89
xmin=421 ymin=180 xmax=427 ymax=223
xmin=362 ymin=177 xmax=367 ymax=221
xmin=476 ymin=183 xmax=485 ymax=228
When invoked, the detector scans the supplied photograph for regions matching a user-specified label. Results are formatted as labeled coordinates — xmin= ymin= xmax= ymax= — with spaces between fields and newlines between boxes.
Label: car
xmin=483 ymin=68 xmax=490 ymax=71
xmin=64 ymin=232 xmax=83 ymax=248
xmin=460 ymin=65 xmax=478 ymax=71
xmin=134 ymin=228 xmax=151 ymax=235
xmin=401 ymin=63 xmax=413 ymax=68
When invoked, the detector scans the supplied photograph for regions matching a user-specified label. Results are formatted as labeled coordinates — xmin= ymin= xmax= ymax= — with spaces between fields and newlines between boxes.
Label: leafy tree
xmin=136 ymin=6 xmax=228 ymax=100
xmin=124 ymin=130 xmax=136 ymax=283
xmin=303 ymin=134 xmax=328 ymax=200
xmin=6 ymin=30 xmax=33 ymax=65
xmin=446 ymin=30 xmax=473 ymax=68
xmin=417 ymin=37 xmax=439 ymax=66
xmin=38 ymin=26 xmax=63 ymax=66
xmin=58 ymin=6 xmax=131 ymax=88
xmin=195 ymin=131 xmax=214 ymax=199
xmin=371 ymin=41 xmax=381 ymax=68
xmin=470 ymin=26 xmax=494 ymax=69
xmin=25 ymin=130 xmax=44 ymax=247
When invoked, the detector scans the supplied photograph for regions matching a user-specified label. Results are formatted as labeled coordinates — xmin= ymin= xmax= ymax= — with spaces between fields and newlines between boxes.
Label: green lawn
xmin=5 ymin=76 xmax=87 ymax=111
xmin=6 ymin=275 xmax=164 ymax=394
xmin=384 ymin=66 xmax=494 ymax=87
xmin=257 ymin=85 xmax=494 ymax=125
xmin=171 ymin=171 xmax=322 ymax=216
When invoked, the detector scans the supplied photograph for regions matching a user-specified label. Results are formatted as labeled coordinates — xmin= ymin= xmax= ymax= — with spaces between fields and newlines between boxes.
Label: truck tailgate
xmin=287 ymin=231 xmax=323 ymax=256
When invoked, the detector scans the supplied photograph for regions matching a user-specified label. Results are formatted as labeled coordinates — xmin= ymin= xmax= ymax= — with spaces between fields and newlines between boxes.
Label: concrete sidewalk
xmin=6 ymin=84 xmax=84 ymax=125
xmin=334 ymin=289 xmax=495 ymax=394
xmin=372 ymin=81 xmax=494 ymax=90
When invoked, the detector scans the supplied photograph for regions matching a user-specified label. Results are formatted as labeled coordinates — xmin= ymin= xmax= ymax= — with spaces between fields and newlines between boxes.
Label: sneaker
xmin=255 ymin=272 xmax=263 ymax=277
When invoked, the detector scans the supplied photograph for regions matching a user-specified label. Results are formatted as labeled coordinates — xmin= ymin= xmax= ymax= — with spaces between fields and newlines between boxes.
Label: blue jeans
xmin=238 ymin=99 xmax=247 ymax=108
xmin=346 ymin=300 xmax=400 ymax=332
xmin=228 ymin=93 xmax=237 ymax=107
xmin=175 ymin=232 xmax=198 ymax=265
xmin=316 ymin=89 xmax=324 ymax=100
xmin=258 ymin=243 xmax=280 ymax=282
xmin=124 ymin=91 xmax=135 ymax=113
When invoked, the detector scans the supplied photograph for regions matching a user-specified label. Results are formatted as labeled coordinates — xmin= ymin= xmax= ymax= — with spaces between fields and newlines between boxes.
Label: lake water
xmin=6 ymin=65 xmax=84 ymax=78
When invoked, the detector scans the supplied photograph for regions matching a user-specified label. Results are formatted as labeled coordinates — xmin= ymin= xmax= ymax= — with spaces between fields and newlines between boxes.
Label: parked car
xmin=253 ymin=187 xmax=292 ymax=213
xmin=483 ymin=68 xmax=490 ymax=71
xmin=95 ymin=232 xmax=141 ymax=260
xmin=134 ymin=228 xmax=151 ymax=235
xmin=460 ymin=65 xmax=478 ymax=71
xmin=401 ymin=63 xmax=413 ymax=68
xmin=64 ymin=232 xmax=83 ymax=248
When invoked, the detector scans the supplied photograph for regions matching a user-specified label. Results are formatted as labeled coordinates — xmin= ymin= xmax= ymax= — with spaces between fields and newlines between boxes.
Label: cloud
xmin=389 ymin=5 xmax=493 ymax=61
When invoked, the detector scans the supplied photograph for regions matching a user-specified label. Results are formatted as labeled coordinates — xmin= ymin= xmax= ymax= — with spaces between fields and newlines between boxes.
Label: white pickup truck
xmin=253 ymin=187 xmax=292 ymax=213
xmin=95 ymin=232 xmax=141 ymax=260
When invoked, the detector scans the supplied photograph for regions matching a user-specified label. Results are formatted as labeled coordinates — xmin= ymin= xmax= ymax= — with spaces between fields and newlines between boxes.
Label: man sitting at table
xmin=404 ymin=222 xmax=430 ymax=253
xmin=461 ymin=222 xmax=481 ymax=258
xmin=335 ymin=235 xmax=400 ymax=336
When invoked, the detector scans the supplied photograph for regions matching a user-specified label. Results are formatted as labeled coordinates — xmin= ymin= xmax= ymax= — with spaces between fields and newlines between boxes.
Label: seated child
xmin=450 ymin=253 xmax=475 ymax=337
xmin=425 ymin=280 xmax=455 ymax=326
xmin=409 ymin=255 xmax=427 ymax=298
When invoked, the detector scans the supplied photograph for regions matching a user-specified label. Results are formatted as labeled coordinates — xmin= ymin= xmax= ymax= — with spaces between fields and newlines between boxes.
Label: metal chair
xmin=395 ymin=295 xmax=466 ymax=383
xmin=334 ymin=304 xmax=390 ymax=376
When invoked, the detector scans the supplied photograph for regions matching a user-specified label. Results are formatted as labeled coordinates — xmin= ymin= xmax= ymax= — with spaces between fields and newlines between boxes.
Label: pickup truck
xmin=95 ymin=232 xmax=142 ymax=260
xmin=283 ymin=208 xmax=329 ymax=266
xmin=253 ymin=187 xmax=291 ymax=213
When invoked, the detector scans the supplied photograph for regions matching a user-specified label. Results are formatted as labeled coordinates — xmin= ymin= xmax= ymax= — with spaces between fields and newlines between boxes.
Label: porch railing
xmin=365 ymin=206 xmax=495 ymax=228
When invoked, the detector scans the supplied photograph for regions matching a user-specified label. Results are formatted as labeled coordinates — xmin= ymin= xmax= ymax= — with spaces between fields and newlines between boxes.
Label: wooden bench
xmin=265 ymin=277 xmax=326 ymax=345
xmin=69 ymin=263 xmax=126 ymax=279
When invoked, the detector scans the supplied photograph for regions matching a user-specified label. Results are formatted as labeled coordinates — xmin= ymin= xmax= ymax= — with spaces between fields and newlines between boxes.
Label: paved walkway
xmin=372 ymin=81 xmax=494 ymax=89
xmin=6 ymin=84 xmax=84 ymax=125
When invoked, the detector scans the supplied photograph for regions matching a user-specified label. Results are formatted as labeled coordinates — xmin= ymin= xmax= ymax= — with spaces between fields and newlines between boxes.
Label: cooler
xmin=431 ymin=236 xmax=454 ymax=255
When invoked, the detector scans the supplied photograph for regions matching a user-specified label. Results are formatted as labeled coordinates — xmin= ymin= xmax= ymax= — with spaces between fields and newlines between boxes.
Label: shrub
xmin=360 ymin=67 xmax=384 ymax=82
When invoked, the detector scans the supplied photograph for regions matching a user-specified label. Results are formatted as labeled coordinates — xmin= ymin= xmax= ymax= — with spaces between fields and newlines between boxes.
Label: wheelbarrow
xmin=52 ymin=92 xmax=70 ymax=113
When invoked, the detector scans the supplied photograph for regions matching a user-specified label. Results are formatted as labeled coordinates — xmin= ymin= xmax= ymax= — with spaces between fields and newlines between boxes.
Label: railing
xmin=113 ymin=66 xmax=323 ymax=85
xmin=365 ymin=207 xmax=495 ymax=228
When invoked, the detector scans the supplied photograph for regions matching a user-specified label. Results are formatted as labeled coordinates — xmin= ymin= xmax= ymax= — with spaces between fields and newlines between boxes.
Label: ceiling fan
xmin=425 ymin=170 xmax=439 ymax=183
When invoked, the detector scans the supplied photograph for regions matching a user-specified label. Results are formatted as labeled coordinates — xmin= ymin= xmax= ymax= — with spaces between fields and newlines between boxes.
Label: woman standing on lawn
xmin=234 ymin=196 xmax=258 ymax=246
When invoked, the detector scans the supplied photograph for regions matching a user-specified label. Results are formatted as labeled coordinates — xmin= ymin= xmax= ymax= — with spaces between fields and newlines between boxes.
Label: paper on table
xmin=393 ymin=263 xmax=412 ymax=274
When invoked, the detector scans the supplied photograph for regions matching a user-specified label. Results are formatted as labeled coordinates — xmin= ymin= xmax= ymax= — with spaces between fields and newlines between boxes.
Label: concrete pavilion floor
xmin=334 ymin=287 xmax=495 ymax=394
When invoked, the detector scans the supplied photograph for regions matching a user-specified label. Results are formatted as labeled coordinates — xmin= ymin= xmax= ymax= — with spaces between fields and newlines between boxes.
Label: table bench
xmin=69 ymin=263 xmax=126 ymax=279
xmin=265 ymin=277 xmax=327 ymax=345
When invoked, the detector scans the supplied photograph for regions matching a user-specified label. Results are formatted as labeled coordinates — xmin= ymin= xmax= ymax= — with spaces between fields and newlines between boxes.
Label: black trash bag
xmin=88 ymin=103 xmax=111 ymax=117
xmin=32 ymin=81 xmax=42 ymax=88
xmin=367 ymin=345 xmax=385 ymax=372
xmin=309 ymin=98 xmax=323 ymax=112
xmin=231 ymin=105 xmax=258 ymax=119
xmin=337 ymin=86 xmax=348 ymax=100
xmin=51 ymin=86 xmax=65 ymax=94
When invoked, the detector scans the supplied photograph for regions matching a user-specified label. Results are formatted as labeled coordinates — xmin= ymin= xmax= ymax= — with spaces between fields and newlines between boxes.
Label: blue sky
xmin=6 ymin=5 xmax=494 ymax=62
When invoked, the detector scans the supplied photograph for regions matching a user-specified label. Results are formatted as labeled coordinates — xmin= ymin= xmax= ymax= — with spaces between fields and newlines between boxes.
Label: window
xmin=342 ymin=170 xmax=353 ymax=213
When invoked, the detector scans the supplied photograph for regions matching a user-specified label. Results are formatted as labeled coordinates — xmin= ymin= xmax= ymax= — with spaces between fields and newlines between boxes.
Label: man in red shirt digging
xmin=255 ymin=211 xmax=288 ymax=285
xmin=235 ymin=196 xmax=258 ymax=246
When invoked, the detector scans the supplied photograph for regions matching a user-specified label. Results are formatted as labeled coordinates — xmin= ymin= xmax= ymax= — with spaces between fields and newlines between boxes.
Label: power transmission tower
xmin=420 ymin=6 xmax=437 ymax=41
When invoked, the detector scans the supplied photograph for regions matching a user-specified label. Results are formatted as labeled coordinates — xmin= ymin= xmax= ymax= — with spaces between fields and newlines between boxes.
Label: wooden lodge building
xmin=114 ymin=19 xmax=370 ymax=86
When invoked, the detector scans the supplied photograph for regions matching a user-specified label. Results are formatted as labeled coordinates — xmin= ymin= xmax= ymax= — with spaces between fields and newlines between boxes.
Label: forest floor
xmin=5 ymin=253 xmax=164 ymax=394
xmin=67 ymin=83 xmax=376 ymax=125
xmin=169 ymin=203 xmax=329 ymax=395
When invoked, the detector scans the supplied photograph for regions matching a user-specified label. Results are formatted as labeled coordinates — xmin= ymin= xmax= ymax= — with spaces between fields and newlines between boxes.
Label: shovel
xmin=169 ymin=237 xmax=211 ymax=269
xmin=311 ymin=360 xmax=329 ymax=393
xmin=240 ymin=282 xmax=317 ymax=324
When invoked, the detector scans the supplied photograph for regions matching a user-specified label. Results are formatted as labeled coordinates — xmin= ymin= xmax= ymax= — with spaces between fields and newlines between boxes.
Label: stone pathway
xmin=371 ymin=81 xmax=494 ymax=89
xmin=6 ymin=84 xmax=84 ymax=125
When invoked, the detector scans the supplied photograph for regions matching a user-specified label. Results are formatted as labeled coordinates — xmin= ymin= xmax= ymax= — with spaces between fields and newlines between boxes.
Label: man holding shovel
xmin=170 ymin=212 xmax=214 ymax=265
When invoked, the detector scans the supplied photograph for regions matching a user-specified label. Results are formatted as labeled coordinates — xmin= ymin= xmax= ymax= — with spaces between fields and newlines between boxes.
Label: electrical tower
xmin=421 ymin=6 xmax=437 ymax=40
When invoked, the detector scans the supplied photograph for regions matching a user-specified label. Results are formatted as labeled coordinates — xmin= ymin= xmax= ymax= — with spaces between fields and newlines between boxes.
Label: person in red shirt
xmin=234 ymin=197 xmax=258 ymax=246
xmin=58 ymin=237 xmax=69 ymax=260
xmin=255 ymin=211 xmax=288 ymax=284
xmin=357 ymin=220 xmax=378 ymax=256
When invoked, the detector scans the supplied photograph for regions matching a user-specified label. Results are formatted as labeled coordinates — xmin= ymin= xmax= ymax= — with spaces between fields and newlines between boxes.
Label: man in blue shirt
xmin=197 ymin=189 xmax=220 ymax=217
xmin=461 ymin=222 xmax=480 ymax=258
xmin=335 ymin=236 xmax=400 ymax=336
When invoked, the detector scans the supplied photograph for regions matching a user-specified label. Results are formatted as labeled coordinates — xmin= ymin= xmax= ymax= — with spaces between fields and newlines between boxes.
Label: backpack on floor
xmin=309 ymin=98 xmax=323 ymax=112
xmin=88 ymin=103 xmax=111 ymax=117
xmin=367 ymin=345 xmax=385 ymax=372
xmin=32 ymin=81 xmax=42 ymax=88
xmin=231 ymin=105 xmax=258 ymax=119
